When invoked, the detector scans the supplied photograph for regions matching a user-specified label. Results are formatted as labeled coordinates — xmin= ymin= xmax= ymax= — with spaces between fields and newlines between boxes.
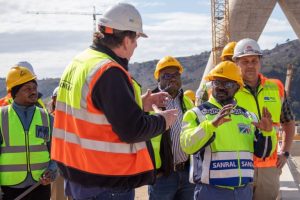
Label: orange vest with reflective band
xmin=0 ymin=93 xmax=13 ymax=107
xmin=51 ymin=49 xmax=155 ymax=188
xmin=235 ymin=74 xmax=284 ymax=167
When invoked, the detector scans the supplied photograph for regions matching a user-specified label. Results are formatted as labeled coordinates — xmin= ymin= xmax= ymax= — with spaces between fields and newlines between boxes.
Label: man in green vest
xmin=149 ymin=56 xmax=195 ymax=200
xmin=0 ymin=66 xmax=56 ymax=200
xmin=181 ymin=61 xmax=276 ymax=200
xmin=233 ymin=38 xmax=295 ymax=200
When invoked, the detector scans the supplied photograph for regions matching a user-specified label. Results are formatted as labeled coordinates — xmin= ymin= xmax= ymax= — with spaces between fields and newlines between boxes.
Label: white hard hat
xmin=15 ymin=61 xmax=35 ymax=75
xmin=99 ymin=3 xmax=147 ymax=37
xmin=52 ymin=86 xmax=59 ymax=97
xmin=232 ymin=38 xmax=262 ymax=61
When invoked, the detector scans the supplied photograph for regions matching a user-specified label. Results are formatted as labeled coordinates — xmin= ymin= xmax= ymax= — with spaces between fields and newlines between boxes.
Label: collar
xmin=244 ymin=73 xmax=267 ymax=93
xmin=90 ymin=44 xmax=129 ymax=71
xmin=258 ymin=73 xmax=268 ymax=86
xmin=12 ymin=102 xmax=36 ymax=111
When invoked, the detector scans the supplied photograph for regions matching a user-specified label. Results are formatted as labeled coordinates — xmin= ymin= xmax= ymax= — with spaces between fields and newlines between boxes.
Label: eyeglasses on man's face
xmin=212 ymin=80 xmax=236 ymax=89
xmin=161 ymin=72 xmax=181 ymax=80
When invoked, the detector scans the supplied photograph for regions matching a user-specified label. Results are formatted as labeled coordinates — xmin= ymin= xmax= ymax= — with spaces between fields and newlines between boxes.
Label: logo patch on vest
xmin=238 ymin=124 xmax=251 ymax=134
xmin=36 ymin=126 xmax=50 ymax=141
xmin=211 ymin=160 xmax=238 ymax=170
xmin=264 ymin=96 xmax=276 ymax=102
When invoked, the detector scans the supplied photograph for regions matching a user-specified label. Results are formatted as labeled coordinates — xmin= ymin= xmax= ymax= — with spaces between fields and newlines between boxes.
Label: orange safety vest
xmin=51 ymin=49 xmax=155 ymax=189
xmin=235 ymin=74 xmax=284 ymax=167
xmin=0 ymin=93 xmax=13 ymax=107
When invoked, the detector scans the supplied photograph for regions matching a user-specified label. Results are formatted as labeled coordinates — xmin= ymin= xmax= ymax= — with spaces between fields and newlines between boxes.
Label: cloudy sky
xmin=0 ymin=0 xmax=298 ymax=78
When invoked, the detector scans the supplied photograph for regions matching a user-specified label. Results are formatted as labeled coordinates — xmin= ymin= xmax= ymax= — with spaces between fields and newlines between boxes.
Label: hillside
xmin=0 ymin=39 xmax=299 ymax=119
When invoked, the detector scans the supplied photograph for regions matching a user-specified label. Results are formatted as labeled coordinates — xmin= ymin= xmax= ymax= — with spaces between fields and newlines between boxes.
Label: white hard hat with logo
xmin=99 ymin=3 xmax=147 ymax=37
xmin=232 ymin=38 xmax=262 ymax=61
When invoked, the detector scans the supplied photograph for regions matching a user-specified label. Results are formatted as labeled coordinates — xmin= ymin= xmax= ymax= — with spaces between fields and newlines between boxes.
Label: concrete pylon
xmin=197 ymin=0 xmax=300 ymax=103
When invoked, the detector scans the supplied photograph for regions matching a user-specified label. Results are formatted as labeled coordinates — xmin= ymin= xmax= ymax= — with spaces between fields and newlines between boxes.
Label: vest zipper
xmin=252 ymin=88 xmax=263 ymax=120
xmin=25 ymin=131 xmax=31 ymax=173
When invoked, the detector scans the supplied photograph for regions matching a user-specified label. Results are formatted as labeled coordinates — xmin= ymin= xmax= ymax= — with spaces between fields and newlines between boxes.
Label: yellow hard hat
xmin=184 ymin=90 xmax=196 ymax=101
xmin=154 ymin=56 xmax=184 ymax=80
xmin=6 ymin=66 xmax=36 ymax=92
xmin=205 ymin=61 xmax=244 ymax=88
xmin=221 ymin=42 xmax=237 ymax=61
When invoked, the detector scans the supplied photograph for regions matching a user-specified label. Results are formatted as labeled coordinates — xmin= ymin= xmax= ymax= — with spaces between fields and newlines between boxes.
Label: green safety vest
xmin=235 ymin=75 xmax=283 ymax=167
xmin=181 ymin=97 xmax=276 ymax=188
xmin=235 ymin=76 xmax=283 ymax=124
xmin=0 ymin=106 xmax=50 ymax=186
xmin=151 ymin=95 xmax=194 ymax=169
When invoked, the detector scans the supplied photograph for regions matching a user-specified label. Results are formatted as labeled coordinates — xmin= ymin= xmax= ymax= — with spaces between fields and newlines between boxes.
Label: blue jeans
xmin=148 ymin=168 xmax=195 ymax=200
xmin=74 ymin=189 xmax=134 ymax=200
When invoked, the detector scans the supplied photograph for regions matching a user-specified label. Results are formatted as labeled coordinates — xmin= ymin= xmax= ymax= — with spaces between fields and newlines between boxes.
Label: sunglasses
xmin=212 ymin=80 xmax=236 ymax=89
xmin=161 ymin=72 xmax=181 ymax=80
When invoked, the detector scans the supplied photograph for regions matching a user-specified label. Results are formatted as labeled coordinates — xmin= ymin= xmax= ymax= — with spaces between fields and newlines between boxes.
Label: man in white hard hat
xmin=51 ymin=3 xmax=178 ymax=200
xmin=233 ymin=38 xmax=295 ymax=200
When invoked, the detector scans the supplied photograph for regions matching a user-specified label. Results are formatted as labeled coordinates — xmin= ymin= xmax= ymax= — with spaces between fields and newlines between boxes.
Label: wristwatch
xmin=282 ymin=151 xmax=290 ymax=158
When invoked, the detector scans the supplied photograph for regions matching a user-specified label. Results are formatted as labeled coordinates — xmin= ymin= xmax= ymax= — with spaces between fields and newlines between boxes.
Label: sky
xmin=0 ymin=0 xmax=298 ymax=78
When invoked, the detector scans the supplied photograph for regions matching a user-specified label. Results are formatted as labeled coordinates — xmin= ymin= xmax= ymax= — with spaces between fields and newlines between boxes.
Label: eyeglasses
xmin=212 ymin=80 xmax=236 ymax=89
xmin=161 ymin=72 xmax=181 ymax=80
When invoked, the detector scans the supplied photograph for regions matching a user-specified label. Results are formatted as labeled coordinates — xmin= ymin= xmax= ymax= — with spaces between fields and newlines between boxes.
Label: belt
xmin=174 ymin=161 xmax=189 ymax=171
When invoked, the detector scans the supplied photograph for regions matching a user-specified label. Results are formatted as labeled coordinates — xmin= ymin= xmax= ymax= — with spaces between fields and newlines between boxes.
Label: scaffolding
xmin=211 ymin=0 xmax=230 ymax=65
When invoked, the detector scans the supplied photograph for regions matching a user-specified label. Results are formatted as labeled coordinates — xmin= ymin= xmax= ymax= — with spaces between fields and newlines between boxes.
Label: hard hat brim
xmin=233 ymin=52 xmax=262 ymax=61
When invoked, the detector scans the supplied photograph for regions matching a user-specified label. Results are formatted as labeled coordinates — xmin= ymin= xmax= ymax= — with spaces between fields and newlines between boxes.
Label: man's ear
xmin=122 ymin=36 xmax=130 ymax=50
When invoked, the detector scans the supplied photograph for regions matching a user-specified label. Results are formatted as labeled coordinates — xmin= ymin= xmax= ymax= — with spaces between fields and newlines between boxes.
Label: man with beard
xmin=149 ymin=56 xmax=195 ymax=200
xmin=233 ymin=38 xmax=295 ymax=200
xmin=180 ymin=61 xmax=276 ymax=200
xmin=0 ymin=66 xmax=56 ymax=200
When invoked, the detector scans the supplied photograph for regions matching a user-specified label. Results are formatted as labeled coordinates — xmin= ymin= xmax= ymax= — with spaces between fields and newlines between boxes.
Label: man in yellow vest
xmin=149 ymin=56 xmax=195 ymax=200
xmin=0 ymin=67 xmax=56 ymax=200
xmin=181 ymin=61 xmax=276 ymax=200
xmin=0 ymin=61 xmax=46 ymax=109
xmin=51 ymin=3 xmax=178 ymax=200
xmin=233 ymin=38 xmax=295 ymax=200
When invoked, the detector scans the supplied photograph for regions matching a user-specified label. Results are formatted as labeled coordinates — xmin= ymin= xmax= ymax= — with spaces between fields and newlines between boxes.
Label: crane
xmin=26 ymin=6 xmax=102 ymax=32
xmin=211 ymin=0 xmax=230 ymax=65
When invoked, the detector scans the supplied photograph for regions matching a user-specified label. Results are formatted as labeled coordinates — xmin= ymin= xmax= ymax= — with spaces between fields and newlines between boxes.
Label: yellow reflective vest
xmin=181 ymin=97 xmax=276 ymax=188
xmin=0 ymin=105 xmax=50 ymax=186
xmin=235 ymin=74 xmax=284 ymax=167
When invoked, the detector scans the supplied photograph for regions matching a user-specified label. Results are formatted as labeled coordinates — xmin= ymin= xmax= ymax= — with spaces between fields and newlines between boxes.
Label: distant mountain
xmin=0 ymin=39 xmax=299 ymax=119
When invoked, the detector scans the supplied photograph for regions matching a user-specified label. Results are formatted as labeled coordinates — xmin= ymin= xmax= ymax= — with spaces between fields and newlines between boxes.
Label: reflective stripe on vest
xmin=52 ymin=49 xmax=153 ymax=177
xmin=0 ymin=106 xmax=50 ymax=186
xmin=235 ymin=75 xmax=283 ymax=167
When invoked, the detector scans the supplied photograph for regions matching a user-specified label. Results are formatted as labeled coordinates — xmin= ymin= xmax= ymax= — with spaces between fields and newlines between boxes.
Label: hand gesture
xmin=152 ymin=104 xmax=178 ymax=130
xmin=252 ymin=107 xmax=273 ymax=132
xmin=211 ymin=104 xmax=234 ymax=127
xmin=142 ymin=89 xmax=170 ymax=112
